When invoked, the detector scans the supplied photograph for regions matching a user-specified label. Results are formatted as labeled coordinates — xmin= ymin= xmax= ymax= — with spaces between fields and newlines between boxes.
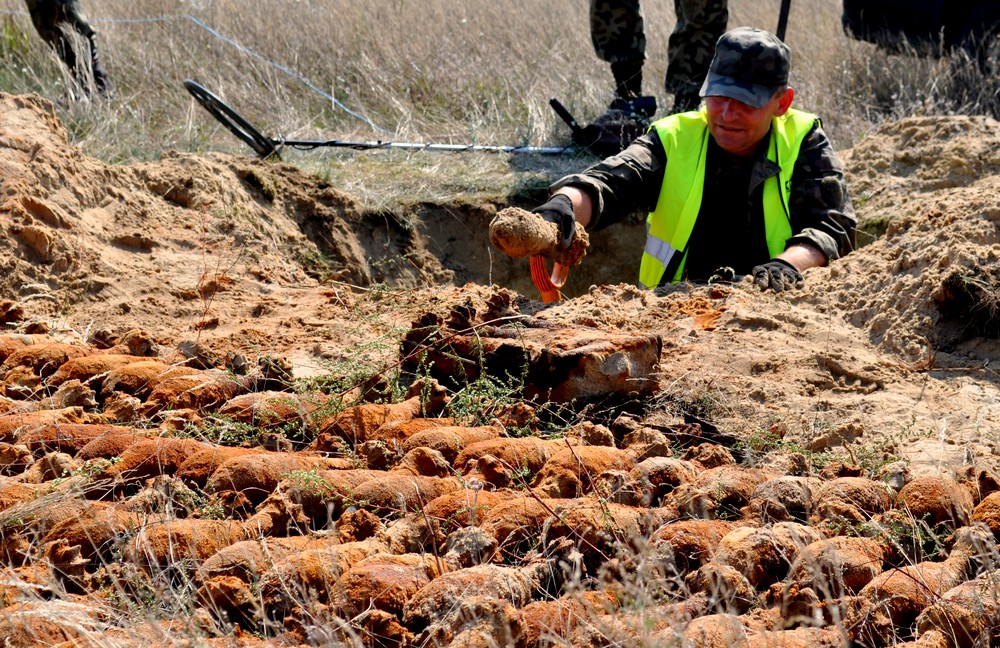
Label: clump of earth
xmin=0 ymin=92 xmax=999 ymax=646
xmin=489 ymin=206 xmax=590 ymax=266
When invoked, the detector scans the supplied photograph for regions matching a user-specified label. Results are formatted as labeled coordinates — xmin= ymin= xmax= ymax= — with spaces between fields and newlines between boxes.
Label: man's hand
xmin=752 ymin=258 xmax=804 ymax=292
xmin=532 ymin=194 xmax=576 ymax=250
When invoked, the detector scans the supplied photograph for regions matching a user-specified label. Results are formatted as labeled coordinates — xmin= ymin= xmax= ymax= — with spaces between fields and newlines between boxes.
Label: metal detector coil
xmin=184 ymin=80 xmax=278 ymax=158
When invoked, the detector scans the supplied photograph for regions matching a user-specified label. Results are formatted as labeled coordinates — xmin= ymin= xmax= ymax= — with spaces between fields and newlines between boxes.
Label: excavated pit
xmin=409 ymin=201 xmax=645 ymax=298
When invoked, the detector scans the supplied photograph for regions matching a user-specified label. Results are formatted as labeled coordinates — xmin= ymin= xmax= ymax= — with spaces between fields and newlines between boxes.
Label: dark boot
xmin=87 ymin=34 xmax=113 ymax=95
xmin=577 ymin=95 xmax=658 ymax=157
xmin=571 ymin=60 xmax=656 ymax=156
xmin=610 ymin=60 xmax=643 ymax=101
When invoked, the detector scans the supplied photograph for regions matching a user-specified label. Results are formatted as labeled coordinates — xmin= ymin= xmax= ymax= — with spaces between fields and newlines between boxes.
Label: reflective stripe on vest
xmin=638 ymin=107 xmax=819 ymax=289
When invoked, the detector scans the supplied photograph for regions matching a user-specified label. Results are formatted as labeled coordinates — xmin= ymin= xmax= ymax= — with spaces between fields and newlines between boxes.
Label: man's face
xmin=705 ymin=88 xmax=793 ymax=156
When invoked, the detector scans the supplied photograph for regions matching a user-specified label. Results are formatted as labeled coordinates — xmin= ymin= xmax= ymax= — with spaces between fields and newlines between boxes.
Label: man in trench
xmin=25 ymin=0 xmax=112 ymax=95
xmin=498 ymin=27 xmax=856 ymax=292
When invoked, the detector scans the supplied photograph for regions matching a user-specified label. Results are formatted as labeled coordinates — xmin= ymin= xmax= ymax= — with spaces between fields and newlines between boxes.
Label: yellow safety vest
xmin=638 ymin=108 xmax=819 ymax=288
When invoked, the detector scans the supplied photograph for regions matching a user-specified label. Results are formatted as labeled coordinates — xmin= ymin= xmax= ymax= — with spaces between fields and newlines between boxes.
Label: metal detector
xmin=184 ymin=80 xmax=576 ymax=158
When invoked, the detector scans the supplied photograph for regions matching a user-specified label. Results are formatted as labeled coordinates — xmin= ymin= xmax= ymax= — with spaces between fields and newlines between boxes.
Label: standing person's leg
xmin=25 ymin=0 xmax=110 ymax=95
xmin=61 ymin=0 xmax=111 ymax=93
xmin=590 ymin=0 xmax=646 ymax=101
xmin=666 ymin=0 xmax=728 ymax=112
xmin=24 ymin=0 xmax=54 ymax=40
xmin=25 ymin=0 xmax=77 ymax=72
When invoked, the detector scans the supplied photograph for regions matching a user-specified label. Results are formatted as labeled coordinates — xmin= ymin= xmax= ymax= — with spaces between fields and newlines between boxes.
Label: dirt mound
xmin=798 ymin=115 xmax=1000 ymax=365
xmin=1 ymin=91 xmax=996 ymax=470
xmin=0 ymin=92 xmax=453 ymax=364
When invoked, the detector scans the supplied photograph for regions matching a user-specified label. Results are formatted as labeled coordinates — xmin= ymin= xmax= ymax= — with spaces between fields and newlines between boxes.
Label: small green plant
xmin=74 ymin=456 xmax=122 ymax=480
xmin=939 ymin=265 xmax=1000 ymax=338
xmin=365 ymin=282 xmax=393 ymax=300
xmin=0 ymin=513 xmax=26 ymax=531
xmin=196 ymin=494 xmax=228 ymax=521
xmin=94 ymin=562 xmax=164 ymax=617
xmin=238 ymin=167 xmax=278 ymax=201
xmin=845 ymin=440 xmax=902 ymax=477
xmin=182 ymin=416 xmax=263 ymax=447
xmin=300 ymin=336 xmax=406 ymax=405
xmin=339 ymin=487 xmax=373 ymax=513
xmin=447 ymin=370 xmax=525 ymax=427
xmin=505 ymin=458 xmax=537 ymax=490
xmin=738 ymin=428 xmax=788 ymax=458
xmin=0 ymin=17 xmax=31 ymax=60
xmin=281 ymin=468 xmax=333 ymax=495
xmin=860 ymin=511 xmax=951 ymax=565
xmin=737 ymin=429 xmax=835 ymax=472
xmin=297 ymin=248 xmax=348 ymax=282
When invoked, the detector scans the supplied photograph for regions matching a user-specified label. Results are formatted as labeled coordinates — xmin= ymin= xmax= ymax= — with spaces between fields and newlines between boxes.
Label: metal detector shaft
xmin=776 ymin=0 xmax=792 ymax=40
xmin=548 ymin=98 xmax=585 ymax=138
xmin=279 ymin=139 xmax=573 ymax=155
xmin=184 ymin=80 xmax=574 ymax=158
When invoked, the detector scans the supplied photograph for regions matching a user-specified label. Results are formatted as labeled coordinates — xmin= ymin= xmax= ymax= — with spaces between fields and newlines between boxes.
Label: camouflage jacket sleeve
xmin=549 ymin=122 xmax=858 ymax=260
xmin=783 ymin=123 xmax=857 ymax=261
xmin=549 ymin=132 xmax=665 ymax=232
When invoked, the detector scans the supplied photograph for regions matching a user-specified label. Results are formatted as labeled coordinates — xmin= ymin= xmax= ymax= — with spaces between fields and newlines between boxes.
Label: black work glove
xmin=708 ymin=267 xmax=737 ymax=283
xmin=532 ymin=194 xmax=576 ymax=250
xmin=752 ymin=258 xmax=804 ymax=292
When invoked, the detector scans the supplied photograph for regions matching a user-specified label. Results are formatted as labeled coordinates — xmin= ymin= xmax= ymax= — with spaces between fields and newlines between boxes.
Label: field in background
xmin=0 ymin=0 xmax=994 ymax=207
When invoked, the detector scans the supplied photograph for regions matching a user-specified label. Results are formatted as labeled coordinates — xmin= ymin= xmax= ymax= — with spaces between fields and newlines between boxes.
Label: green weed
xmin=74 ymin=456 xmax=122 ymax=480
xmin=447 ymin=370 xmax=525 ymax=427
xmin=181 ymin=416 xmax=263 ymax=447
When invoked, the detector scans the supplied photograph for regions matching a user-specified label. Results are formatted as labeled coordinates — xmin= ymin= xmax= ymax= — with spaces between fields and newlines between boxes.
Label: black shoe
xmin=574 ymin=95 xmax=657 ymax=156
xmin=608 ymin=95 xmax=657 ymax=119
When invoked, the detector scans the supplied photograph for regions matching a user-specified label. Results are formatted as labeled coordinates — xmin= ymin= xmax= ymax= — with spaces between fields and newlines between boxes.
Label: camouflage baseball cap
xmin=699 ymin=27 xmax=791 ymax=109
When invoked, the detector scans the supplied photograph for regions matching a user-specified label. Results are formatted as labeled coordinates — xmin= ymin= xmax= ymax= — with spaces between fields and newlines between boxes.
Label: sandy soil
xmin=1 ymin=93 xmax=998 ymax=475
xmin=4 ymin=92 xmax=1000 ymax=647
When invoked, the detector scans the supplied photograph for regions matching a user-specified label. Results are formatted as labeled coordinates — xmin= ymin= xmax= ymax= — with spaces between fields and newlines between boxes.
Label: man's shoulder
xmin=648 ymin=111 xmax=708 ymax=154
xmin=650 ymin=110 xmax=708 ymax=130
xmin=779 ymin=107 xmax=821 ymax=132
xmin=792 ymin=120 xmax=845 ymax=173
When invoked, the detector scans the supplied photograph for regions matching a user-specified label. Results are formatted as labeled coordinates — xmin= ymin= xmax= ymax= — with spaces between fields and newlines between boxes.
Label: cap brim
xmin=699 ymin=71 xmax=776 ymax=109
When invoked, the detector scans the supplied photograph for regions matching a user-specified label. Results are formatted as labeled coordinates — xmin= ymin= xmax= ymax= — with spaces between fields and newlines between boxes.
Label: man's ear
xmin=773 ymin=87 xmax=795 ymax=116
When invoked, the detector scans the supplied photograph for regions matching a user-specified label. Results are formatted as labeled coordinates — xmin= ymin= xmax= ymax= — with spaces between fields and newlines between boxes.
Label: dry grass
xmin=0 ymin=0 xmax=994 ymax=209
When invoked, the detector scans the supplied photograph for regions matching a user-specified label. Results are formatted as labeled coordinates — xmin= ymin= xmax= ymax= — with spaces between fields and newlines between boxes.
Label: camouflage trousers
xmin=23 ymin=0 xmax=110 ymax=93
xmin=590 ymin=0 xmax=729 ymax=97
xmin=25 ymin=0 xmax=95 ymax=42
